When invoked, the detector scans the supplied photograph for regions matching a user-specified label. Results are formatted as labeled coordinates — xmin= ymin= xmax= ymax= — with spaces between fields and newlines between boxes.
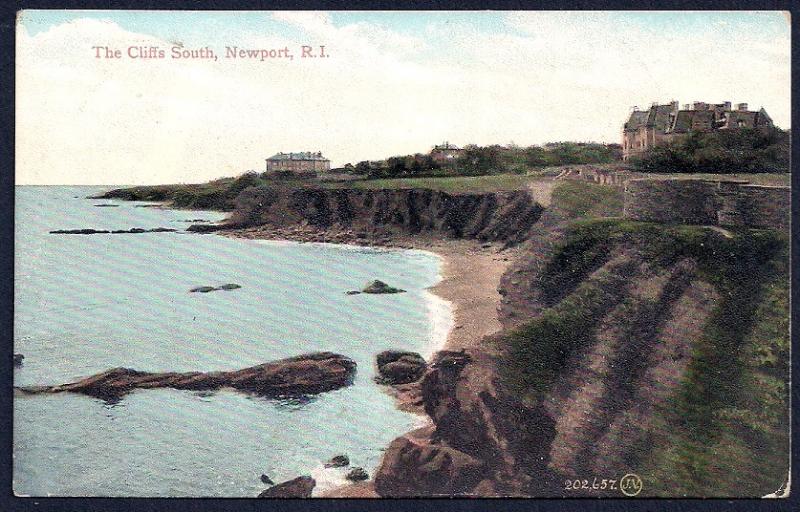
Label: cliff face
xmin=373 ymin=209 xmax=788 ymax=498
xmin=373 ymin=350 xmax=557 ymax=497
xmin=224 ymin=187 xmax=544 ymax=245
xmin=101 ymin=179 xmax=788 ymax=497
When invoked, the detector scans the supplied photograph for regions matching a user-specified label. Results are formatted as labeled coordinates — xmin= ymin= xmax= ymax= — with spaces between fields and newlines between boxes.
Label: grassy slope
xmin=499 ymin=181 xmax=789 ymax=497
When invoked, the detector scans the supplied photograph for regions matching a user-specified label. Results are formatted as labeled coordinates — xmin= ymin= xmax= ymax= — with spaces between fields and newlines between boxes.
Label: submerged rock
xmin=189 ymin=286 xmax=217 ymax=293
xmin=189 ymin=284 xmax=242 ymax=293
xmin=50 ymin=229 xmax=110 ymax=235
xmin=15 ymin=352 xmax=357 ymax=401
xmin=345 ymin=290 xmax=361 ymax=295
xmin=257 ymin=476 xmax=316 ymax=498
xmin=362 ymin=280 xmax=405 ymax=294
xmin=325 ymin=454 xmax=350 ymax=468
xmin=346 ymin=467 xmax=369 ymax=482
xmin=375 ymin=350 xmax=427 ymax=385
xmin=14 ymin=354 xmax=24 ymax=368
xmin=50 ymin=227 xmax=176 ymax=235
xmin=260 ymin=474 xmax=274 ymax=485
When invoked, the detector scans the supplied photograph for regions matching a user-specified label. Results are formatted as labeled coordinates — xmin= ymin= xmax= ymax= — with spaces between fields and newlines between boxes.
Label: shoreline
xmin=220 ymin=226 xmax=515 ymax=498
xmin=222 ymin=226 xmax=515 ymax=353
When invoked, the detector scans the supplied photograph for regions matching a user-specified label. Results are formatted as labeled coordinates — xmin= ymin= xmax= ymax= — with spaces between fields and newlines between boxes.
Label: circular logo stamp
xmin=619 ymin=473 xmax=643 ymax=497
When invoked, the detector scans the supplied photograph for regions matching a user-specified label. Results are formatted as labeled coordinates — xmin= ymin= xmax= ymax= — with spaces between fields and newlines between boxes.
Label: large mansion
xmin=622 ymin=101 xmax=773 ymax=161
xmin=265 ymin=151 xmax=330 ymax=173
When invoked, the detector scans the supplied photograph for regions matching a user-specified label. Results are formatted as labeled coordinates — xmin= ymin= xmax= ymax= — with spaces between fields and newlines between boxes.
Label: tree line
xmin=334 ymin=142 xmax=623 ymax=179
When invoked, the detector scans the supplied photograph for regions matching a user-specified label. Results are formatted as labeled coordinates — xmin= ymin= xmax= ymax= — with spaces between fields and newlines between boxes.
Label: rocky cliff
xmin=213 ymin=187 xmax=544 ymax=245
xmin=372 ymin=205 xmax=788 ymax=498
xmin=98 ymin=179 xmax=789 ymax=497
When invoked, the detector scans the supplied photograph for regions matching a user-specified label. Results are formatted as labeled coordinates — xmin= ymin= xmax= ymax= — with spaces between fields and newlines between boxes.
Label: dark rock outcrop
xmin=190 ymin=286 xmax=217 ymax=293
xmin=361 ymin=280 xmax=405 ymax=294
xmin=375 ymin=351 xmax=426 ymax=385
xmin=373 ymin=349 xmax=557 ymax=497
xmin=14 ymin=354 xmax=24 ymax=368
xmin=223 ymin=187 xmax=543 ymax=246
xmin=346 ymin=467 xmax=369 ymax=482
xmin=260 ymin=474 xmax=274 ymax=485
xmin=15 ymin=352 xmax=357 ymax=401
xmin=373 ymin=426 xmax=487 ymax=497
xmin=189 ymin=284 xmax=241 ymax=293
xmin=50 ymin=227 xmax=176 ymax=235
xmin=187 ymin=223 xmax=224 ymax=233
xmin=257 ymin=476 xmax=315 ymax=498
xmin=325 ymin=455 xmax=349 ymax=468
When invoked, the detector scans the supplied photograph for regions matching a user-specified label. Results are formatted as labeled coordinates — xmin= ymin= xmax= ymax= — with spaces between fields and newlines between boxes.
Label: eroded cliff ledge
xmin=190 ymin=187 xmax=544 ymax=246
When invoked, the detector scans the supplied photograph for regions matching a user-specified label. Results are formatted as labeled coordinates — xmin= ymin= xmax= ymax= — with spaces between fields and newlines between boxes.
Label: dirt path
xmin=527 ymin=178 xmax=557 ymax=207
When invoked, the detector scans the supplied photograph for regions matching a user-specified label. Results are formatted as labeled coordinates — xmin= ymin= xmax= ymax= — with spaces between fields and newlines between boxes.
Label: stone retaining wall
xmin=624 ymin=178 xmax=790 ymax=230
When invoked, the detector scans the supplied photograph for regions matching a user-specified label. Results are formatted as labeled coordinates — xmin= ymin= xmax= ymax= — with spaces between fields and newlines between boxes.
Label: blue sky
xmin=19 ymin=10 xmax=789 ymax=42
xmin=16 ymin=10 xmax=791 ymax=184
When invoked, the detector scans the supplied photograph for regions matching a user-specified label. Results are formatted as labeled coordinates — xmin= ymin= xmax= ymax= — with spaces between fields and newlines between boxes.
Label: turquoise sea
xmin=13 ymin=186 xmax=449 ymax=497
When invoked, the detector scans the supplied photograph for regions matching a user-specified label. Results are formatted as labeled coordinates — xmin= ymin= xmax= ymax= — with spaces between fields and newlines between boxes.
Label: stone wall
xmin=624 ymin=178 xmax=790 ymax=230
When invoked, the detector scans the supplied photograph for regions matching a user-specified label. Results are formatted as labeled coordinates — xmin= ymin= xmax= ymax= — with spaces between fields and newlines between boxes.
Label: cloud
xmin=16 ymin=12 xmax=790 ymax=185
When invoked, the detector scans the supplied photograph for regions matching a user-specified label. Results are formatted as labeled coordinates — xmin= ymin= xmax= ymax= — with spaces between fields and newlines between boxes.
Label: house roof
xmin=625 ymin=101 xmax=775 ymax=137
xmin=671 ymin=110 xmax=713 ymax=133
xmin=266 ymin=151 xmax=329 ymax=161
xmin=648 ymin=104 xmax=675 ymax=131
xmin=624 ymin=111 xmax=649 ymax=131
xmin=432 ymin=142 xmax=462 ymax=151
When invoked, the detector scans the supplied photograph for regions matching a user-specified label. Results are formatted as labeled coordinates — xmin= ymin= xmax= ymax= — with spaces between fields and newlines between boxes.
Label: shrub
xmin=633 ymin=127 xmax=789 ymax=174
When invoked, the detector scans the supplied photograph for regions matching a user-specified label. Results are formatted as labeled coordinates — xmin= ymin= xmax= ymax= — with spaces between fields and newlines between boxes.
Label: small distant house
xmin=622 ymin=101 xmax=774 ymax=161
xmin=430 ymin=142 xmax=464 ymax=164
xmin=265 ymin=151 xmax=331 ymax=173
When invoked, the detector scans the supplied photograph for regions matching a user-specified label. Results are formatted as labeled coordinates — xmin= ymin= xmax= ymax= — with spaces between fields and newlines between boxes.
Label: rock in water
xmin=189 ymin=286 xmax=217 ymax=293
xmin=257 ymin=476 xmax=316 ymax=498
xmin=15 ymin=352 xmax=357 ymax=401
xmin=49 ymin=229 xmax=111 ymax=235
xmin=325 ymin=454 xmax=350 ymax=468
xmin=346 ymin=467 xmax=369 ymax=482
xmin=260 ymin=474 xmax=274 ymax=485
xmin=361 ymin=280 xmax=405 ymax=294
xmin=50 ymin=227 xmax=176 ymax=235
xmin=14 ymin=354 xmax=24 ymax=368
xmin=190 ymin=284 xmax=242 ymax=293
xmin=375 ymin=350 xmax=427 ymax=385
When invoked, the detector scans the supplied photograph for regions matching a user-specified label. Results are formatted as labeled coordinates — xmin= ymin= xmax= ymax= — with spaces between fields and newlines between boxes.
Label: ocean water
xmin=13 ymin=186 xmax=449 ymax=497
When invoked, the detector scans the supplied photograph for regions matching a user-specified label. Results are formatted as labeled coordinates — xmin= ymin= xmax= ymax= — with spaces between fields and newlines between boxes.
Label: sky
xmin=16 ymin=10 xmax=791 ymax=185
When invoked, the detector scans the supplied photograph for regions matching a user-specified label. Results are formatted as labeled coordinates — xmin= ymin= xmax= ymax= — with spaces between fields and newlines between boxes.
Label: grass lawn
xmin=322 ymin=172 xmax=551 ymax=193
xmin=636 ymin=172 xmax=790 ymax=187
